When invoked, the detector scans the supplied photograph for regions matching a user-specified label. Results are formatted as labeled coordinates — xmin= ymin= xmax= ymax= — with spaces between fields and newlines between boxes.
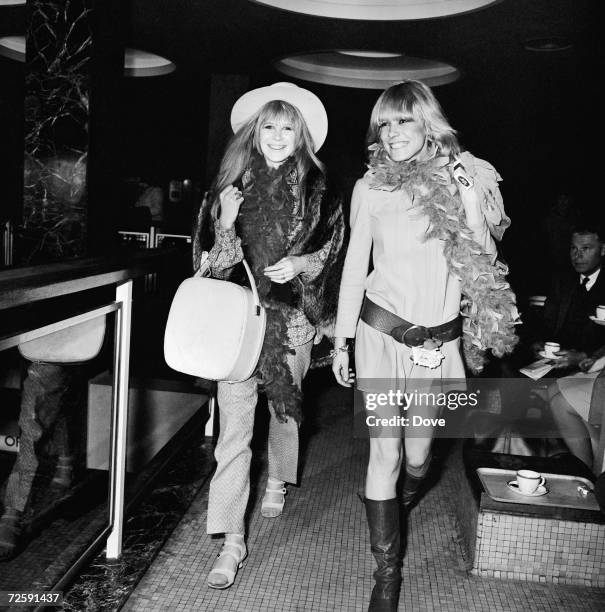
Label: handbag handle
xmin=198 ymin=255 xmax=262 ymax=317
xmin=241 ymin=259 xmax=262 ymax=316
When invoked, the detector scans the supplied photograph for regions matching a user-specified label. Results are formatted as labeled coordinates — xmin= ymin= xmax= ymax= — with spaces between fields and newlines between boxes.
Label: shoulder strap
xmin=241 ymin=259 xmax=262 ymax=315
xmin=197 ymin=256 xmax=261 ymax=316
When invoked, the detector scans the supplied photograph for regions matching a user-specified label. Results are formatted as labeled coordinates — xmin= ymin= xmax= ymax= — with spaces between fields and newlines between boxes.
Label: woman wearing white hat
xmin=193 ymin=82 xmax=345 ymax=589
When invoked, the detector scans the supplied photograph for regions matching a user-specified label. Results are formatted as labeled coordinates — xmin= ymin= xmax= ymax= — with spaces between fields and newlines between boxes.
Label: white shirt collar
xmin=580 ymin=267 xmax=601 ymax=290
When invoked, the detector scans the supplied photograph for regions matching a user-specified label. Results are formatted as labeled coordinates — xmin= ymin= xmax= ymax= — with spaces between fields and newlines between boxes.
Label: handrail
xmin=0 ymin=304 xmax=118 ymax=352
xmin=0 ymin=246 xmax=188 ymax=567
xmin=0 ymin=248 xmax=184 ymax=311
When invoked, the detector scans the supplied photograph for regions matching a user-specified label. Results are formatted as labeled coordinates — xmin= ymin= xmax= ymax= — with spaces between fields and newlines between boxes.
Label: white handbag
xmin=164 ymin=258 xmax=266 ymax=382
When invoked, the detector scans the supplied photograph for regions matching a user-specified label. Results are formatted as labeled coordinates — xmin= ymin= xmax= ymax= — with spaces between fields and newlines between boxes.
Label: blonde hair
xmin=366 ymin=80 xmax=460 ymax=159
xmin=210 ymin=100 xmax=324 ymax=219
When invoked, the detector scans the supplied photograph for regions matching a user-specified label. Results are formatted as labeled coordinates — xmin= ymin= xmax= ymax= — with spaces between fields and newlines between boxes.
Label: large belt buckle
xmin=393 ymin=324 xmax=430 ymax=348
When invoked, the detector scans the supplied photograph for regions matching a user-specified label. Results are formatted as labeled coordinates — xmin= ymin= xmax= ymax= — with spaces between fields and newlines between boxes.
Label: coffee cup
xmin=516 ymin=469 xmax=545 ymax=494
xmin=596 ymin=305 xmax=605 ymax=320
xmin=543 ymin=342 xmax=560 ymax=359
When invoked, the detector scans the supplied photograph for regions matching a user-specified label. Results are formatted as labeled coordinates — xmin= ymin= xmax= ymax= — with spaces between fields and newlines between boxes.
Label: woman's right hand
xmin=218 ymin=185 xmax=244 ymax=229
xmin=332 ymin=351 xmax=355 ymax=387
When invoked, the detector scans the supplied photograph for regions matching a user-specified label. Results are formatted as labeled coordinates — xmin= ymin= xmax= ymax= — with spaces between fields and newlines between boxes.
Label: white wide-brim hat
xmin=230 ymin=82 xmax=328 ymax=152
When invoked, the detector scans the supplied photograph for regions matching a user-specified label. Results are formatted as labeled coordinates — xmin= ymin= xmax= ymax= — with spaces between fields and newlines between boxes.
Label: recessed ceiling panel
xmin=123 ymin=48 xmax=176 ymax=77
xmin=0 ymin=36 xmax=176 ymax=76
xmin=275 ymin=51 xmax=460 ymax=89
xmin=251 ymin=0 xmax=500 ymax=20
xmin=0 ymin=35 xmax=24 ymax=61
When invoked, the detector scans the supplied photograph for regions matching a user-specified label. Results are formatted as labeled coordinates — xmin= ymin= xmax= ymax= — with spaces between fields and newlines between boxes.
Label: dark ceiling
xmin=2 ymin=0 xmax=600 ymax=183
xmin=121 ymin=0 xmax=601 ymax=184
xmin=128 ymin=0 xmax=596 ymax=78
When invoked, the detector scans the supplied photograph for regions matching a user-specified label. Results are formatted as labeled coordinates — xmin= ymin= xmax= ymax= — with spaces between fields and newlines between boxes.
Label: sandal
xmin=261 ymin=481 xmax=287 ymax=518
xmin=207 ymin=539 xmax=247 ymax=589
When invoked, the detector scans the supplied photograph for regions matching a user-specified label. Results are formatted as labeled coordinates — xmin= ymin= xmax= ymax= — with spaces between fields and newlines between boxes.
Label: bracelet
xmin=328 ymin=345 xmax=350 ymax=359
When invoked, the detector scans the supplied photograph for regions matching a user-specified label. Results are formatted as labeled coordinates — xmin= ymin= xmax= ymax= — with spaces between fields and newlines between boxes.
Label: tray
xmin=476 ymin=467 xmax=599 ymax=511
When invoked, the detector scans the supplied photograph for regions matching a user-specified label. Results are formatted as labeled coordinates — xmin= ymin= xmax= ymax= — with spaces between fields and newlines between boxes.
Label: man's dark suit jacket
xmin=542 ymin=268 xmax=605 ymax=354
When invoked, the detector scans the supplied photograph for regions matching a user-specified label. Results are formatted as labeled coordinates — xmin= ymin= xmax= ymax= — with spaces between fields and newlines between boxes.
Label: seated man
xmin=538 ymin=223 xmax=605 ymax=470
xmin=534 ymin=222 xmax=605 ymax=370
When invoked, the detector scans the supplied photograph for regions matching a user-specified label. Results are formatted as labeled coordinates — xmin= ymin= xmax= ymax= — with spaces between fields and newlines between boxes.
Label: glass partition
xmin=0 ymin=248 xmax=207 ymax=593
xmin=0 ymin=299 xmax=117 ymax=590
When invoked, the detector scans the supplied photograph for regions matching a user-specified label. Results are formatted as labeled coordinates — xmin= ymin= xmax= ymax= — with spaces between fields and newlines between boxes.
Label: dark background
xmin=1 ymin=0 xmax=602 ymax=294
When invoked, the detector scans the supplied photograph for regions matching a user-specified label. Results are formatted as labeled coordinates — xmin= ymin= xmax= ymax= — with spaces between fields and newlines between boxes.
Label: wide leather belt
xmin=360 ymin=297 xmax=461 ymax=348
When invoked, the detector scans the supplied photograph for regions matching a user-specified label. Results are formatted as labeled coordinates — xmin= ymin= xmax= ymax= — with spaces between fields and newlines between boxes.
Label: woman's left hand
xmin=264 ymin=256 xmax=305 ymax=284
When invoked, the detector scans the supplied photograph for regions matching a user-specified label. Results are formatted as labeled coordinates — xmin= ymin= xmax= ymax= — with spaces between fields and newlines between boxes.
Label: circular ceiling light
xmin=251 ymin=0 xmax=501 ymax=20
xmin=524 ymin=37 xmax=573 ymax=53
xmin=0 ymin=36 xmax=176 ymax=76
xmin=274 ymin=51 xmax=460 ymax=89
xmin=123 ymin=48 xmax=176 ymax=77
xmin=338 ymin=51 xmax=402 ymax=58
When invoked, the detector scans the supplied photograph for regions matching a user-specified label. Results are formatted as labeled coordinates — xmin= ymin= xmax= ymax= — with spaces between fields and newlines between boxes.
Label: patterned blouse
xmin=206 ymin=219 xmax=330 ymax=348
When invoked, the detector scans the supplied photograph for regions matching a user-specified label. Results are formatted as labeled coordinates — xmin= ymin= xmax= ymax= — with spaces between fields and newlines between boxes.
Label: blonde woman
xmin=332 ymin=81 xmax=516 ymax=611
xmin=193 ymin=83 xmax=345 ymax=589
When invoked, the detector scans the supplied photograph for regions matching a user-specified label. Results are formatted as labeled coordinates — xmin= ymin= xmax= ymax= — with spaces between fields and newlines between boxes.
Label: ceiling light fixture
xmin=251 ymin=0 xmax=501 ymax=20
xmin=123 ymin=48 xmax=176 ymax=77
xmin=0 ymin=36 xmax=176 ymax=76
xmin=0 ymin=35 xmax=24 ymax=61
xmin=275 ymin=50 xmax=460 ymax=89
xmin=524 ymin=37 xmax=573 ymax=53
xmin=0 ymin=1 xmax=26 ymax=6
xmin=338 ymin=51 xmax=402 ymax=58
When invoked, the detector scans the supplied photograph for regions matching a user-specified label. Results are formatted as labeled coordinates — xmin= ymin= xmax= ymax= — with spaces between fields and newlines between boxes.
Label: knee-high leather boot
xmin=401 ymin=472 xmax=424 ymax=510
xmin=364 ymin=498 xmax=402 ymax=612
xmin=401 ymin=453 xmax=432 ymax=511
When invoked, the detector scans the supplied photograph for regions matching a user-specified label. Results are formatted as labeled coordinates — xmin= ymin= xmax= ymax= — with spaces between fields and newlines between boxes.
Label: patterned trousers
xmin=207 ymin=340 xmax=312 ymax=535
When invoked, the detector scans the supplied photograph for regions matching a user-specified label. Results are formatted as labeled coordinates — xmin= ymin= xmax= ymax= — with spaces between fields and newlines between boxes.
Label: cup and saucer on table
xmin=507 ymin=469 xmax=548 ymax=497
xmin=589 ymin=304 xmax=605 ymax=326
xmin=539 ymin=341 xmax=561 ymax=361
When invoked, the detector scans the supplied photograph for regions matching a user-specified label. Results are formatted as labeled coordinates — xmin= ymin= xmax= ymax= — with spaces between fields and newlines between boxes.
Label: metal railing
xmin=2 ymin=220 xmax=13 ymax=267
xmin=117 ymin=227 xmax=191 ymax=292
xmin=0 ymin=248 xmax=182 ymax=559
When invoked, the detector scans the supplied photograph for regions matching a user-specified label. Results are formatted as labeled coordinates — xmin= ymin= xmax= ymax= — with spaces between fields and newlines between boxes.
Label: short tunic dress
xmin=335 ymin=157 xmax=499 ymax=394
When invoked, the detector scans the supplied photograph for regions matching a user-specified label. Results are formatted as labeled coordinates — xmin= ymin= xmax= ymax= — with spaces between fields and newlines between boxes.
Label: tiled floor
xmin=123 ymin=377 xmax=605 ymax=612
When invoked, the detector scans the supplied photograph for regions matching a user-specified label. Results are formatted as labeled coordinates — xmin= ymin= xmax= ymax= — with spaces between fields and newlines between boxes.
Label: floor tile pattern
xmin=473 ymin=511 xmax=605 ymax=586
xmin=124 ymin=381 xmax=605 ymax=612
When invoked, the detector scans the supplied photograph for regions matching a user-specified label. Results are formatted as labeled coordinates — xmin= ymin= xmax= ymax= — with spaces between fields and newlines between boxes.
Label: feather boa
xmin=193 ymin=152 xmax=345 ymax=421
xmin=367 ymin=148 xmax=519 ymax=373
xmin=237 ymin=154 xmax=302 ymax=423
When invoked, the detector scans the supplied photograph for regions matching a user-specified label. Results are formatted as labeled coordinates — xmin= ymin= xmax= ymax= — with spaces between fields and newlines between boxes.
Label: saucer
xmin=507 ymin=480 xmax=548 ymax=497
xmin=589 ymin=315 xmax=605 ymax=326
xmin=538 ymin=351 xmax=561 ymax=360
